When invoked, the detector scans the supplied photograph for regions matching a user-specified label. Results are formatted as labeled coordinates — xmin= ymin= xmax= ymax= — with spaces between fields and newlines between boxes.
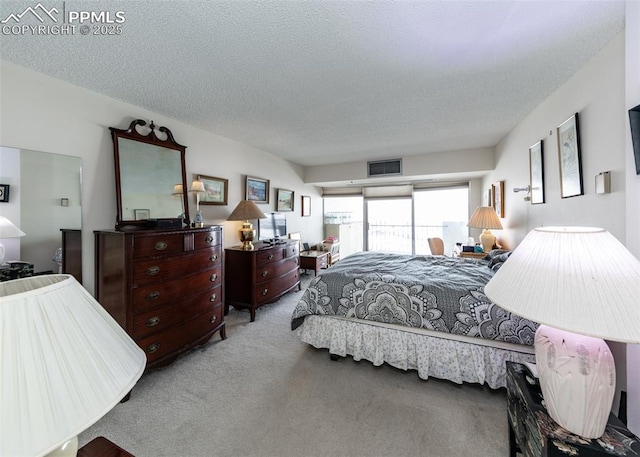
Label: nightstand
xmin=459 ymin=251 xmax=486 ymax=259
xmin=506 ymin=361 xmax=639 ymax=457
xmin=78 ymin=437 xmax=134 ymax=457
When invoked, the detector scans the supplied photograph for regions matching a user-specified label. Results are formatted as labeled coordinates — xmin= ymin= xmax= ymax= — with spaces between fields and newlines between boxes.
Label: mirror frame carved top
xmin=110 ymin=119 xmax=189 ymax=230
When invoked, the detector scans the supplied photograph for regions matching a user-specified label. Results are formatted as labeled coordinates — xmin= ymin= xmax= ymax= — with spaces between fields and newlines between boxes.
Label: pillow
xmin=487 ymin=251 xmax=511 ymax=271
xmin=482 ymin=249 xmax=510 ymax=261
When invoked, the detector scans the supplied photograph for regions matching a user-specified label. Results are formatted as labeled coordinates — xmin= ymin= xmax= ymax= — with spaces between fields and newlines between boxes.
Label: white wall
xmin=625 ymin=0 xmax=640 ymax=435
xmin=0 ymin=61 xmax=324 ymax=294
xmin=484 ymin=32 xmax=626 ymax=250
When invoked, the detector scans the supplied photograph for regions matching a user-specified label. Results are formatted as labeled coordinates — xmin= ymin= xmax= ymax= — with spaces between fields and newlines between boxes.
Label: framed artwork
xmin=482 ymin=188 xmax=492 ymax=207
xmin=134 ymin=209 xmax=150 ymax=220
xmin=276 ymin=188 xmax=294 ymax=212
xmin=557 ymin=113 xmax=583 ymax=198
xmin=245 ymin=176 xmax=270 ymax=203
xmin=492 ymin=181 xmax=504 ymax=218
xmin=0 ymin=184 xmax=10 ymax=203
xmin=529 ymin=140 xmax=545 ymax=204
xmin=198 ymin=174 xmax=228 ymax=205
xmin=301 ymin=195 xmax=311 ymax=217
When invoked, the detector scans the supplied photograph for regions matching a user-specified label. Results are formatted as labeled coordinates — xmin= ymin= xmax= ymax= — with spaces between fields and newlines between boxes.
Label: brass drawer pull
xmin=210 ymin=273 xmax=217 ymax=282
xmin=210 ymin=254 xmax=218 ymax=261
xmin=261 ymin=270 xmax=269 ymax=277
xmin=147 ymin=343 xmax=160 ymax=354
xmin=146 ymin=266 xmax=160 ymax=276
xmin=268 ymin=254 xmax=274 ymax=260
xmin=262 ymin=289 xmax=268 ymax=296
xmin=206 ymin=236 xmax=214 ymax=244
xmin=210 ymin=293 xmax=217 ymax=301
xmin=146 ymin=291 xmax=160 ymax=301
xmin=210 ymin=315 xmax=217 ymax=323
xmin=154 ymin=242 xmax=167 ymax=251
xmin=146 ymin=316 xmax=160 ymax=327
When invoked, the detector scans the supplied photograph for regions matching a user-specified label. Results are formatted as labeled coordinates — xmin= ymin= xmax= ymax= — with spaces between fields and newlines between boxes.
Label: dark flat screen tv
xmin=630 ymin=104 xmax=640 ymax=175
xmin=258 ymin=213 xmax=287 ymax=241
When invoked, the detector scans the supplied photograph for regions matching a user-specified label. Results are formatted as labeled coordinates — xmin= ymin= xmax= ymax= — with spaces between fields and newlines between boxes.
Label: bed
xmin=291 ymin=250 xmax=538 ymax=389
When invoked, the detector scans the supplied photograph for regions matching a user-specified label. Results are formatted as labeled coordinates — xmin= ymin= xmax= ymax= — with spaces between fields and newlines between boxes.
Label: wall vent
xmin=367 ymin=159 xmax=403 ymax=177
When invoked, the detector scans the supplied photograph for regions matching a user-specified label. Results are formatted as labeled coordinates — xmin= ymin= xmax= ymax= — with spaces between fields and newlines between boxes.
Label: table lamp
xmin=0 ymin=274 xmax=146 ymax=456
xmin=190 ymin=180 xmax=205 ymax=227
xmin=467 ymin=206 xmax=503 ymax=252
xmin=227 ymin=200 xmax=266 ymax=250
xmin=484 ymin=227 xmax=640 ymax=438
xmin=0 ymin=216 xmax=26 ymax=265
xmin=172 ymin=183 xmax=185 ymax=220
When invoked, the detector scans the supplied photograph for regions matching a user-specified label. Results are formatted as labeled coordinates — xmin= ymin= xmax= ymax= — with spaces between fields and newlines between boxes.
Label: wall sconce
xmin=513 ymin=185 xmax=531 ymax=202
xmin=595 ymin=171 xmax=611 ymax=194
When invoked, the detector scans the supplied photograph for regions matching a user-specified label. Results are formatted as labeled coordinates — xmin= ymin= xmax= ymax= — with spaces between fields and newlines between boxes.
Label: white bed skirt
xmin=296 ymin=315 xmax=535 ymax=389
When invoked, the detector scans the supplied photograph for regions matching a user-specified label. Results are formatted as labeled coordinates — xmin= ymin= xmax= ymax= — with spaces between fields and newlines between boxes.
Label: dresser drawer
xmin=133 ymin=248 xmax=220 ymax=286
xmin=255 ymin=256 xmax=299 ymax=284
xmin=132 ymin=233 xmax=185 ymax=259
xmin=194 ymin=230 xmax=221 ymax=250
xmin=285 ymin=242 xmax=299 ymax=259
xmin=256 ymin=248 xmax=284 ymax=265
xmin=255 ymin=268 xmax=300 ymax=304
xmin=133 ymin=290 xmax=221 ymax=339
xmin=133 ymin=267 xmax=221 ymax=311
xmin=137 ymin=306 xmax=223 ymax=365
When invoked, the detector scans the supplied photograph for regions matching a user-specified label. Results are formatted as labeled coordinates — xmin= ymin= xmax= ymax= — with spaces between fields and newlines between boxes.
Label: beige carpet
xmin=79 ymin=275 xmax=509 ymax=456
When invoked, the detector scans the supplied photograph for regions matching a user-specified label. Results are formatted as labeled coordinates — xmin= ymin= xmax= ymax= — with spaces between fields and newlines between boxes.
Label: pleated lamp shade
xmin=484 ymin=226 xmax=640 ymax=342
xmin=0 ymin=275 xmax=146 ymax=457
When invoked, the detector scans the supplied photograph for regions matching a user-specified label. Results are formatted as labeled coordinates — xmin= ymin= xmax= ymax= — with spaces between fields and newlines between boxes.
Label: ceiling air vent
xmin=367 ymin=159 xmax=403 ymax=177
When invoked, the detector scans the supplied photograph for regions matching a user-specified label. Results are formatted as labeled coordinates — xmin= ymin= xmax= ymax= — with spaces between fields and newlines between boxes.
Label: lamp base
xmin=534 ymin=325 xmax=615 ymax=438
xmin=240 ymin=222 xmax=256 ymax=251
xmin=479 ymin=229 xmax=496 ymax=252
xmin=45 ymin=436 xmax=78 ymax=457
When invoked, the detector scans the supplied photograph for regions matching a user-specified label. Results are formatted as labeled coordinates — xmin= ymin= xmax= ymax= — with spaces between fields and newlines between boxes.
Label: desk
xmin=506 ymin=362 xmax=639 ymax=457
xmin=78 ymin=437 xmax=134 ymax=457
xmin=300 ymin=250 xmax=330 ymax=276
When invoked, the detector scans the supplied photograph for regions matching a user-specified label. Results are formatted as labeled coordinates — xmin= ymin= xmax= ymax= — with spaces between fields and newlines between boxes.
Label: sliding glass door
xmin=366 ymin=197 xmax=413 ymax=254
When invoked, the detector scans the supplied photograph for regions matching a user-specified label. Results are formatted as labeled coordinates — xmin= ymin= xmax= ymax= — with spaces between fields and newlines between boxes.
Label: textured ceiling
xmin=0 ymin=1 xmax=625 ymax=167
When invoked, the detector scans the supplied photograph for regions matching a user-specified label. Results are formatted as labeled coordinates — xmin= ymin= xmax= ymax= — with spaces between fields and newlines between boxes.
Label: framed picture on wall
xmin=0 ymin=184 xmax=10 ymax=203
xmin=245 ymin=176 xmax=270 ymax=203
xmin=529 ymin=140 xmax=545 ymax=204
xmin=276 ymin=189 xmax=294 ymax=212
xmin=492 ymin=181 xmax=504 ymax=218
xmin=301 ymin=195 xmax=311 ymax=217
xmin=482 ymin=188 xmax=492 ymax=206
xmin=557 ymin=113 xmax=583 ymax=198
xmin=197 ymin=174 xmax=228 ymax=205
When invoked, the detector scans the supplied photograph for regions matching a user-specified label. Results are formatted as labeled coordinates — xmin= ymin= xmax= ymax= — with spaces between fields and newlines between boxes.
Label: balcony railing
xmin=367 ymin=223 xmax=445 ymax=254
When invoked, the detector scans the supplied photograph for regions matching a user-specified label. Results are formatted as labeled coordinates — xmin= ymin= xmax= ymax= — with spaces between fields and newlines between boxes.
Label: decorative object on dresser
xmin=557 ymin=113 xmax=583 ymax=198
xmin=485 ymin=227 xmax=640 ymax=439
xmin=190 ymin=180 xmax=206 ymax=227
xmin=506 ymin=362 xmax=639 ymax=457
xmin=95 ymin=226 xmax=225 ymax=371
xmin=276 ymin=188 xmax=294 ymax=212
xmin=245 ymin=175 xmax=270 ymax=203
xmin=110 ymin=119 xmax=189 ymax=230
xmin=466 ymin=206 xmax=503 ymax=252
xmin=0 ymin=216 xmax=25 ymax=265
xmin=227 ymin=200 xmax=267 ymax=250
xmin=197 ymin=174 xmax=228 ymax=205
xmin=225 ymin=239 xmax=301 ymax=321
xmin=0 ymin=274 xmax=146 ymax=457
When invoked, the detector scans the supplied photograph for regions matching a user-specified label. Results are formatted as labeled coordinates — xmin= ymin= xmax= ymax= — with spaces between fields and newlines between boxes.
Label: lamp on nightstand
xmin=190 ymin=180 xmax=205 ymax=227
xmin=467 ymin=206 xmax=502 ymax=252
xmin=227 ymin=200 xmax=267 ymax=250
xmin=0 ymin=275 xmax=146 ymax=456
xmin=485 ymin=227 xmax=640 ymax=439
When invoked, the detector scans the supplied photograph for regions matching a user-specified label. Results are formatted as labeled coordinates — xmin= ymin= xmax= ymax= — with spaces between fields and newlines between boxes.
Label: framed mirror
xmin=110 ymin=120 xmax=189 ymax=229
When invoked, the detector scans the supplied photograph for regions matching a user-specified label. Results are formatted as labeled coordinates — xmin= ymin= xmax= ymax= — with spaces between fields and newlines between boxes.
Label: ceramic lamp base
xmin=45 ymin=436 xmax=78 ymax=457
xmin=479 ymin=229 xmax=496 ymax=252
xmin=534 ymin=324 xmax=615 ymax=438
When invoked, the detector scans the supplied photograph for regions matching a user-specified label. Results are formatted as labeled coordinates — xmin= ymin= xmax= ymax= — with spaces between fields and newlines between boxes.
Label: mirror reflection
xmin=111 ymin=120 xmax=189 ymax=229
xmin=0 ymin=146 xmax=82 ymax=277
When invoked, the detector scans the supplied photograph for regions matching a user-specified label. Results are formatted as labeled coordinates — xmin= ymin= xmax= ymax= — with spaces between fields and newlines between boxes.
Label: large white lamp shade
xmin=484 ymin=227 xmax=640 ymax=438
xmin=0 ymin=275 xmax=146 ymax=456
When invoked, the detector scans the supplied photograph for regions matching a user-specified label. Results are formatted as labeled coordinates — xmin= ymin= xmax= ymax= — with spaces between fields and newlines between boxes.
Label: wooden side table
xmin=506 ymin=362 xmax=640 ymax=456
xmin=459 ymin=251 xmax=486 ymax=259
xmin=300 ymin=250 xmax=330 ymax=276
xmin=78 ymin=437 xmax=134 ymax=457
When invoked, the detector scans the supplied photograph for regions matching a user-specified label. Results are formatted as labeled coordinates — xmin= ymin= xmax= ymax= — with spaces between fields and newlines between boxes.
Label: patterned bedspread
xmin=291 ymin=251 xmax=538 ymax=346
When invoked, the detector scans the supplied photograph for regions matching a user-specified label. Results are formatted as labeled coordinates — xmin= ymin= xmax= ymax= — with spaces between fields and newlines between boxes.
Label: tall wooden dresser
xmin=225 ymin=240 xmax=300 ymax=321
xmin=95 ymin=226 xmax=225 ymax=370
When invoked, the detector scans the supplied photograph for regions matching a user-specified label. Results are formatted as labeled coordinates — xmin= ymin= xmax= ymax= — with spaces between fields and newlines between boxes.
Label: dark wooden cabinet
xmin=506 ymin=362 xmax=639 ymax=457
xmin=95 ymin=226 xmax=225 ymax=370
xmin=61 ymin=228 xmax=82 ymax=283
xmin=225 ymin=240 xmax=300 ymax=321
